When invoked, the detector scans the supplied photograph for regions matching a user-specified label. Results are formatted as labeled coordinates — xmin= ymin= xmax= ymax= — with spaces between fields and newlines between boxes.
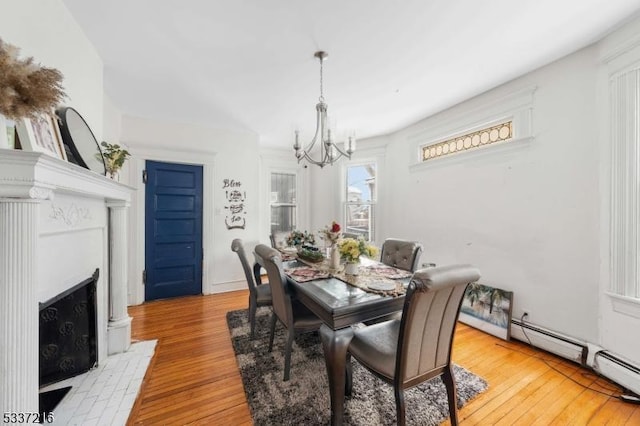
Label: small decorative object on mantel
xmin=320 ymin=221 xmax=342 ymax=269
xmin=100 ymin=141 xmax=130 ymax=181
xmin=0 ymin=37 xmax=66 ymax=149
xmin=338 ymin=237 xmax=378 ymax=275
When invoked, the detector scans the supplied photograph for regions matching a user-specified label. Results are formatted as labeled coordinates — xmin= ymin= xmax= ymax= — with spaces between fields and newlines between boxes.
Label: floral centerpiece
xmin=338 ymin=237 xmax=378 ymax=262
xmin=320 ymin=221 xmax=342 ymax=269
xmin=286 ymin=229 xmax=316 ymax=247
xmin=320 ymin=221 xmax=342 ymax=246
xmin=338 ymin=237 xmax=378 ymax=275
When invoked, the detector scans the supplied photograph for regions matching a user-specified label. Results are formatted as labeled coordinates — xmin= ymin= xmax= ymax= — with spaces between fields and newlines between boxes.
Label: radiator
xmin=510 ymin=319 xmax=588 ymax=365
xmin=511 ymin=320 xmax=640 ymax=397
xmin=593 ymin=350 xmax=640 ymax=396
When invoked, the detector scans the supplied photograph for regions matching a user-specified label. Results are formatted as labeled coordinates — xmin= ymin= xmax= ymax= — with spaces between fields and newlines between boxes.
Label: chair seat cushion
xmin=256 ymin=283 xmax=272 ymax=304
xmin=291 ymin=300 xmax=323 ymax=330
xmin=349 ymin=319 xmax=401 ymax=381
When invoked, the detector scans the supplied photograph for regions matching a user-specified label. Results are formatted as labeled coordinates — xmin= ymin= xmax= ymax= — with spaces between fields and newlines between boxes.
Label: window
xmin=344 ymin=163 xmax=376 ymax=241
xmin=609 ymin=66 xmax=640 ymax=299
xmin=421 ymin=120 xmax=513 ymax=162
xmin=270 ymin=172 xmax=297 ymax=234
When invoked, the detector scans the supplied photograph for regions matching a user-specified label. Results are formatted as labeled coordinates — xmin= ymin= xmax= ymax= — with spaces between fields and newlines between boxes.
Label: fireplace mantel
xmin=0 ymin=150 xmax=135 ymax=415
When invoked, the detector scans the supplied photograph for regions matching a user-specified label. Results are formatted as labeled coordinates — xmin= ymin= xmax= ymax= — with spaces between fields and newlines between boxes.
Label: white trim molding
xmin=408 ymin=86 xmax=536 ymax=172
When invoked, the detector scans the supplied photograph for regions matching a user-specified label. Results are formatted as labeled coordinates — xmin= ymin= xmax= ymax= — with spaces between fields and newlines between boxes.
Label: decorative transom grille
xmin=422 ymin=120 xmax=513 ymax=162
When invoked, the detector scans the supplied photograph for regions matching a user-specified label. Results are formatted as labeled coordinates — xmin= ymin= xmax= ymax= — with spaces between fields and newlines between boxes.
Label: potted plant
xmin=338 ymin=237 xmax=378 ymax=275
xmin=100 ymin=141 xmax=131 ymax=180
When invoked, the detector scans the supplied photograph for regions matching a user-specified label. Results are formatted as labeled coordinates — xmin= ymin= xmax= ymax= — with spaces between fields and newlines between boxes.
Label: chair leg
xmin=394 ymin=387 xmax=406 ymax=426
xmin=283 ymin=328 xmax=295 ymax=381
xmin=345 ymin=353 xmax=353 ymax=397
xmin=268 ymin=311 xmax=277 ymax=352
xmin=248 ymin=297 xmax=257 ymax=339
xmin=442 ymin=365 xmax=459 ymax=426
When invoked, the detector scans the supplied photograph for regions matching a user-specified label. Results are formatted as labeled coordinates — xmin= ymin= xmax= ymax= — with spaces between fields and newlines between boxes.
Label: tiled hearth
xmin=41 ymin=340 xmax=156 ymax=426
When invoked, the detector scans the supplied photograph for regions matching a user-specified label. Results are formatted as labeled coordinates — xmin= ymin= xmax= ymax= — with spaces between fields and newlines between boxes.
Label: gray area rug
xmin=227 ymin=307 xmax=488 ymax=425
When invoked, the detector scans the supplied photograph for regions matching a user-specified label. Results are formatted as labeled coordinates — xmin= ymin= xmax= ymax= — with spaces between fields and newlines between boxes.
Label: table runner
xmin=285 ymin=256 xmax=409 ymax=297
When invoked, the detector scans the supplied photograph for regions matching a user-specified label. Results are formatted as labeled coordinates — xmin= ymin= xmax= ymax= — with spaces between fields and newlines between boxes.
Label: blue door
xmin=145 ymin=160 xmax=203 ymax=301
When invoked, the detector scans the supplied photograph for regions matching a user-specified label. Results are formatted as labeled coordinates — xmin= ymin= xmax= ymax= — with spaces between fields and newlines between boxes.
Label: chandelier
xmin=294 ymin=51 xmax=356 ymax=167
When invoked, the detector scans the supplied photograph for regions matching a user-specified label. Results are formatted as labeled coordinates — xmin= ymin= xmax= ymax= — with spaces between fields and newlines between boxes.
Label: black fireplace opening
xmin=39 ymin=268 xmax=99 ymax=388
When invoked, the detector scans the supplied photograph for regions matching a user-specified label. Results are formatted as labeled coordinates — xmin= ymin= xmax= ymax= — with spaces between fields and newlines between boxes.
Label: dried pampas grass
xmin=0 ymin=37 xmax=66 ymax=119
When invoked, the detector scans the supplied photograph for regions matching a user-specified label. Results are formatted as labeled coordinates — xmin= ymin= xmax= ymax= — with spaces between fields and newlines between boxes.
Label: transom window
xmin=421 ymin=120 xmax=513 ymax=162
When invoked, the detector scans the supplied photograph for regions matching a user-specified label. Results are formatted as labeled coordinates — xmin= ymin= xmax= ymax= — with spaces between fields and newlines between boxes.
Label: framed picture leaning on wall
xmin=16 ymin=113 xmax=67 ymax=161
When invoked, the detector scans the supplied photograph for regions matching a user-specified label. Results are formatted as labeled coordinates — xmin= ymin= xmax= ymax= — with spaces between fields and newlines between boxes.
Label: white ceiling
xmin=62 ymin=0 xmax=640 ymax=149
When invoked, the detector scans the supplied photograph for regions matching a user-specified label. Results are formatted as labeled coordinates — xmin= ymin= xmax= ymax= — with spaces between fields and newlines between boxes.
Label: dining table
xmin=255 ymin=252 xmax=413 ymax=426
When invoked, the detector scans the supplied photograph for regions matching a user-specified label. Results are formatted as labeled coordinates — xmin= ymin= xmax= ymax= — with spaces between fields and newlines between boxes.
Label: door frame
xmin=128 ymin=145 xmax=216 ymax=305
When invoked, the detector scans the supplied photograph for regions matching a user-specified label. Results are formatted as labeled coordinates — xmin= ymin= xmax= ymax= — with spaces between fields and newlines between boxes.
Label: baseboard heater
xmin=511 ymin=319 xmax=640 ymax=396
xmin=593 ymin=351 xmax=640 ymax=396
xmin=510 ymin=319 xmax=588 ymax=366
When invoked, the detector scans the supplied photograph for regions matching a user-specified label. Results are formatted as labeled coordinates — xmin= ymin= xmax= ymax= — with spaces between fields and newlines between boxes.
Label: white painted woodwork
xmin=0 ymin=150 xmax=133 ymax=413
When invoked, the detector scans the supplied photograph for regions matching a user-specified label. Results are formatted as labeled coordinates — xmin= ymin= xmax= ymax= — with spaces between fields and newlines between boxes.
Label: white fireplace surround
xmin=0 ymin=150 xmax=134 ymax=415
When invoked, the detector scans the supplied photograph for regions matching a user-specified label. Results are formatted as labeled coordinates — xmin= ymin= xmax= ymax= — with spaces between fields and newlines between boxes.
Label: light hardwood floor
xmin=127 ymin=291 xmax=640 ymax=425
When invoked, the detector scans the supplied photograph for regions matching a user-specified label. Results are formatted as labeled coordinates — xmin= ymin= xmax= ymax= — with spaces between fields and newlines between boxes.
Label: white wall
xmin=120 ymin=116 xmax=262 ymax=303
xmin=309 ymin=22 xmax=640 ymax=365
xmin=385 ymin=46 xmax=600 ymax=343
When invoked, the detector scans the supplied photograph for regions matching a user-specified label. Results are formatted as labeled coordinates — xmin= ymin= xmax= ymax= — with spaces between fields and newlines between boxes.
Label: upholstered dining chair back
xmin=231 ymin=239 xmax=272 ymax=339
xmin=269 ymin=231 xmax=289 ymax=249
xmin=380 ymin=239 xmax=423 ymax=272
xmin=397 ymin=264 xmax=480 ymax=387
xmin=231 ymin=239 xmax=258 ymax=296
xmin=255 ymin=244 xmax=292 ymax=326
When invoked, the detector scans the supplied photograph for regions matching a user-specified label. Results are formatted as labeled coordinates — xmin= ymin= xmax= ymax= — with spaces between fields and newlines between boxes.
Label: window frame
xmin=343 ymin=159 xmax=377 ymax=242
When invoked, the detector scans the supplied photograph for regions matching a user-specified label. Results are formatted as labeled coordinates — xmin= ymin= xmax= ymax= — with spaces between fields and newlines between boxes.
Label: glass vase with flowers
xmin=320 ymin=221 xmax=342 ymax=269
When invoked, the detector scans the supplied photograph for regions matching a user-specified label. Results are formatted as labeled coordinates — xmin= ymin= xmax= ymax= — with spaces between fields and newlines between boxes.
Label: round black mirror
xmin=55 ymin=107 xmax=106 ymax=175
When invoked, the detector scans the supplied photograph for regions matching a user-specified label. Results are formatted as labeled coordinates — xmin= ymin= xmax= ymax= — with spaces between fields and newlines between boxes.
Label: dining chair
xmin=380 ymin=238 xmax=423 ymax=272
xmin=231 ymin=239 xmax=272 ymax=339
xmin=345 ymin=264 xmax=481 ymax=425
xmin=254 ymin=244 xmax=323 ymax=381
xmin=364 ymin=238 xmax=424 ymax=325
xmin=269 ymin=231 xmax=289 ymax=249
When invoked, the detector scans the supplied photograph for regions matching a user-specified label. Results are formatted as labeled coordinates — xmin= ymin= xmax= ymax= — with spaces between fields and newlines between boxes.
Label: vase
xmin=0 ymin=114 xmax=10 ymax=149
xmin=330 ymin=245 xmax=341 ymax=269
xmin=107 ymin=169 xmax=120 ymax=181
xmin=345 ymin=262 xmax=359 ymax=276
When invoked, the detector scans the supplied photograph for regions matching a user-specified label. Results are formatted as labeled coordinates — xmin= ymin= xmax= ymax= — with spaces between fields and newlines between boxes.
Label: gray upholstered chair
xmin=231 ymin=239 xmax=272 ymax=339
xmin=380 ymin=238 xmax=423 ymax=272
xmin=346 ymin=264 xmax=480 ymax=425
xmin=255 ymin=244 xmax=323 ymax=381
xmin=269 ymin=231 xmax=289 ymax=249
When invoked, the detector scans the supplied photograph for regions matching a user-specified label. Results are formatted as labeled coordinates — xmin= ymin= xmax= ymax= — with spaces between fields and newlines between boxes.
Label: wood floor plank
xmin=126 ymin=290 xmax=640 ymax=425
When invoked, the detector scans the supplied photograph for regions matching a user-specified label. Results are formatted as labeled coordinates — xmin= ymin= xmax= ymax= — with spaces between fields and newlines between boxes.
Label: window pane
xmin=345 ymin=203 xmax=373 ymax=241
xmin=271 ymin=206 xmax=296 ymax=234
xmin=271 ymin=173 xmax=296 ymax=204
xmin=346 ymin=164 xmax=376 ymax=202
xmin=270 ymin=172 xmax=297 ymax=235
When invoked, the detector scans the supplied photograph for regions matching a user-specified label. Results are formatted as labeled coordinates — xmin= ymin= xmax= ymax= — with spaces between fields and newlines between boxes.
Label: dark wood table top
xmin=284 ymin=259 xmax=410 ymax=329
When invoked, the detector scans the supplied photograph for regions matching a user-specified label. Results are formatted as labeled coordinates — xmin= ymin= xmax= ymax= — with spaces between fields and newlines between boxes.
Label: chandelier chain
xmin=319 ymin=55 xmax=324 ymax=103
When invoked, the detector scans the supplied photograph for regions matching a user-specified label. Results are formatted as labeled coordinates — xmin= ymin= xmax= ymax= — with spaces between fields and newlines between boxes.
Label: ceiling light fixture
xmin=294 ymin=51 xmax=355 ymax=167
